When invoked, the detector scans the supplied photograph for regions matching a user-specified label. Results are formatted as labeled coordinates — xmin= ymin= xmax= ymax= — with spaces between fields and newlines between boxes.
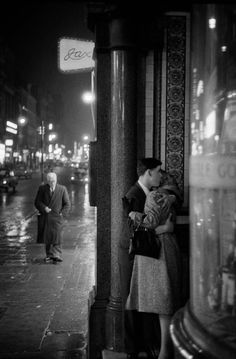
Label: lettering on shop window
xmin=189 ymin=155 xmax=236 ymax=188
xmin=218 ymin=163 xmax=236 ymax=178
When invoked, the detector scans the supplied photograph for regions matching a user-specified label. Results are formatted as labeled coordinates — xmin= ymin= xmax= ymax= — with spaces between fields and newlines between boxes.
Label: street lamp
xmin=48 ymin=133 xmax=57 ymax=142
xmin=83 ymin=135 xmax=89 ymax=141
xmin=81 ymin=70 xmax=96 ymax=140
xmin=81 ymin=91 xmax=95 ymax=104
xmin=18 ymin=116 xmax=27 ymax=126
xmin=81 ymin=91 xmax=96 ymax=141
xmin=17 ymin=114 xmax=28 ymax=163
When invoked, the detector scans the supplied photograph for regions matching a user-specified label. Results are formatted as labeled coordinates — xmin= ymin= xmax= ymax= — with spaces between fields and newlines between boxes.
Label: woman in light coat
xmin=127 ymin=171 xmax=183 ymax=359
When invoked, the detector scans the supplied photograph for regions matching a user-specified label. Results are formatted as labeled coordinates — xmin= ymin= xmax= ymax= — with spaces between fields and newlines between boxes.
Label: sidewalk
xmin=0 ymin=215 xmax=96 ymax=359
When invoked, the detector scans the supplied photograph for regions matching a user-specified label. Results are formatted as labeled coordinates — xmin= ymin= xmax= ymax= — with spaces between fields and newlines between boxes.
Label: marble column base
xmin=106 ymin=296 xmax=124 ymax=352
xmin=170 ymin=302 xmax=235 ymax=359
xmin=89 ymin=297 xmax=109 ymax=359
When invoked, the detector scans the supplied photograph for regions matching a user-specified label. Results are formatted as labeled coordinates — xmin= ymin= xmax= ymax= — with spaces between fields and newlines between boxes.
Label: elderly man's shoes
xmin=52 ymin=257 xmax=63 ymax=263
xmin=44 ymin=256 xmax=63 ymax=264
xmin=127 ymin=353 xmax=138 ymax=359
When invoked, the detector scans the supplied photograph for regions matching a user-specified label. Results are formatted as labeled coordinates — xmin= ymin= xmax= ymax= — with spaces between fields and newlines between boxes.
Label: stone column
xmin=105 ymin=17 xmax=138 ymax=352
xmin=88 ymin=18 xmax=112 ymax=359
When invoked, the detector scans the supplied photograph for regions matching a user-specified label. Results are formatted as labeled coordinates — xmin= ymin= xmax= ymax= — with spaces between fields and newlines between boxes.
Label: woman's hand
xmin=122 ymin=197 xmax=134 ymax=216
xmin=128 ymin=211 xmax=136 ymax=221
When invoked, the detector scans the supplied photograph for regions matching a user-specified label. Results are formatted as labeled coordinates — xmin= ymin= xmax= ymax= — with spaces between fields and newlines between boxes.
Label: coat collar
xmin=47 ymin=183 xmax=57 ymax=193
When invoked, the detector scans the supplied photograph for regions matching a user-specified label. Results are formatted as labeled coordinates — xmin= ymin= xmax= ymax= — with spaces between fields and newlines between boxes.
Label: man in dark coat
xmin=120 ymin=158 xmax=173 ymax=359
xmin=34 ymin=172 xmax=71 ymax=263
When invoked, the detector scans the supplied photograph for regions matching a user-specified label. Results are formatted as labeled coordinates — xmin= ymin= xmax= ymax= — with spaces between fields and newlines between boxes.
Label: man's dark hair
xmin=137 ymin=157 xmax=162 ymax=177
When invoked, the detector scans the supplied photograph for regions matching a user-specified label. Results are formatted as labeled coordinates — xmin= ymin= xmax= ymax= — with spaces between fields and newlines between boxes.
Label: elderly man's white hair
xmin=47 ymin=172 xmax=57 ymax=181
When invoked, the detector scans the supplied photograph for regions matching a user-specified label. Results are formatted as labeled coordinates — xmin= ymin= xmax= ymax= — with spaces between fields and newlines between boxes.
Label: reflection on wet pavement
xmin=0 ymin=216 xmax=34 ymax=265
xmin=0 ymin=168 xmax=96 ymax=356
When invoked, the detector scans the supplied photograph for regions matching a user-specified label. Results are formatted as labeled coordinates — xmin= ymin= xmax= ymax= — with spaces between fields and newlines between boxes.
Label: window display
xmin=190 ymin=3 xmax=236 ymax=351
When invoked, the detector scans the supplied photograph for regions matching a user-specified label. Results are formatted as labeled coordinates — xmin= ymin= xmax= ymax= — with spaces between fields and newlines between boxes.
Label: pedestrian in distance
xmin=120 ymin=158 xmax=174 ymax=359
xmin=34 ymin=171 xmax=71 ymax=263
xmin=126 ymin=169 xmax=183 ymax=359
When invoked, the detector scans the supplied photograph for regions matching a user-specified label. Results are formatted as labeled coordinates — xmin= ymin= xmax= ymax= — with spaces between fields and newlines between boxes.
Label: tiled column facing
xmin=161 ymin=14 xmax=188 ymax=199
xmin=106 ymin=18 xmax=138 ymax=352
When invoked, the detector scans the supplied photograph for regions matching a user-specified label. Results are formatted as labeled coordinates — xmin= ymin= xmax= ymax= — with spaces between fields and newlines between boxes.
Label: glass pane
xmin=190 ymin=3 xmax=236 ymax=349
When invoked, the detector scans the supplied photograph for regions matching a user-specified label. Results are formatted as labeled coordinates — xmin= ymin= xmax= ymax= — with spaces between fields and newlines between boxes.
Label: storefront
xmin=170 ymin=4 xmax=236 ymax=358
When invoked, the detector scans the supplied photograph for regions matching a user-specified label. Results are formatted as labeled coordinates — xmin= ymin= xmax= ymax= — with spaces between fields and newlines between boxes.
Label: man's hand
xmin=45 ymin=206 xmax=51 ymax=213
xmin=155 ymin=213 xmax=174 ymax=234
xmin=122 ymin=197 xmax=134 ymax=217
xmin=128 ymin=211 xmax=145 ymax=225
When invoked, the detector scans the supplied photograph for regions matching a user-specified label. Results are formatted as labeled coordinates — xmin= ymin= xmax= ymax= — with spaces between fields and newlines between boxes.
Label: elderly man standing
xmin=34 ymin=172 xmax=71 ymax=263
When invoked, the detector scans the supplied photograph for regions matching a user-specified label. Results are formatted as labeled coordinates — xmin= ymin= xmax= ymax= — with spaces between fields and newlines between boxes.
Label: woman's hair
xmin=137 ymin=157 xmax=162 ymax=177
xmin=159 ymin=169 xmax=177 ymax=187
xmin=158 ymin=169 xmax=183 ymax=207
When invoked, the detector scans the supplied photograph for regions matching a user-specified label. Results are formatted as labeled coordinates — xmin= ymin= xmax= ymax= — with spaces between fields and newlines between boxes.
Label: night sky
xmin=1 ymin=0 xmax=95 ymax=150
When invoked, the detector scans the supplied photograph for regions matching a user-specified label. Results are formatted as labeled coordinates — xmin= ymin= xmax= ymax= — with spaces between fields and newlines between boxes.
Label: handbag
xmin=129 ymin=225 xmax=161 ymax=260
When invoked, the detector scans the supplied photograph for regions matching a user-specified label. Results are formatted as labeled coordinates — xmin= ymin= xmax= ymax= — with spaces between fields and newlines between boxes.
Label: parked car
xmin=0 ymin=168 xmax=18 ymax=192
xmin=14 ymin=164 xmax=32 ymax=179
xmin=70 ymin=161 xmax=89 ymax=183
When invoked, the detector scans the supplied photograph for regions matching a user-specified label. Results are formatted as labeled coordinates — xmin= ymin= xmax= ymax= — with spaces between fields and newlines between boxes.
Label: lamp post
xmin=81 ymin=70 xmax=96 ymax=140
xmin=40 ymin=120 xmax=45 ymax=182
xmin=17 ymin=115 xmax=27 ymax=162
xmin=18 ymin=104 xmax=38 ymax=173
xmin=81 ymin=91 xmax=95 ymax=139
xmin=48 ymin=131 xmax=57 ymax=162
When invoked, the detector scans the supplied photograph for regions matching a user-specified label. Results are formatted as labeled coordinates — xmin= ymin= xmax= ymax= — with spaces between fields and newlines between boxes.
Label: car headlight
xmin=71 ymin=176 xmax=75 ymax=181
xmin=3 ymin=179 xmax=7 ymax=185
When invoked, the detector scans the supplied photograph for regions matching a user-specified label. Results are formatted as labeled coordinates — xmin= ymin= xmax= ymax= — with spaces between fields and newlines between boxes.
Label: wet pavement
xmin=0 ymin=171 xmax=96 ymax=359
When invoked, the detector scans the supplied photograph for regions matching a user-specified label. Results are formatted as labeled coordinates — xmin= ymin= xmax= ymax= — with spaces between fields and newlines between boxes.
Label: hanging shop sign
xmin=58 ymin=38 xmax=95 ymax=73
xmin=6 ymin=121 xmax=18 ymax=135
xmin=0 ymin=143 xmax=5 ymax=164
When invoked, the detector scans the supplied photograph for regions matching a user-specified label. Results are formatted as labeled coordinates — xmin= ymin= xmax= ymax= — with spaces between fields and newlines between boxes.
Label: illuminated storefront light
xmin=208 ymin=17 xmax=216 ymax=29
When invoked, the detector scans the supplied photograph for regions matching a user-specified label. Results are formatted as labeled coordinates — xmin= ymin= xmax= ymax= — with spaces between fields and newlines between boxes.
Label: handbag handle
xmin=134 ymin=214 xmax=148 ymax=231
